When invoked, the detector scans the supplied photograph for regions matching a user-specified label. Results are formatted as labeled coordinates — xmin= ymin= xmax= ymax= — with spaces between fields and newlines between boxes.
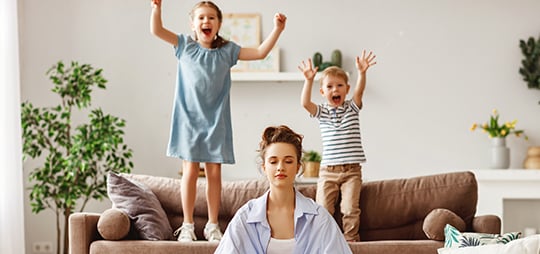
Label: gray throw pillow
xmin=107 ymin=172 xmax=173 ymax=240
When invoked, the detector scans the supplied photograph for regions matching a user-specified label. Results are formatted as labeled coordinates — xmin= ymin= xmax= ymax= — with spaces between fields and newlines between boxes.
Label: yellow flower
xmin=471 ymin=109 xmax=527 ymax=140
xmin=511 ymin=120 xmax=517 ymax=128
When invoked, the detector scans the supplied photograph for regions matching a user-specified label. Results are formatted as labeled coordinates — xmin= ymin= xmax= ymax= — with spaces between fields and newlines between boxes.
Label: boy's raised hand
xmin=151 ymin=0 xmax=161 ymax=8
xmin=355 ymin=50 xmax=377 ymax=74
xmin=298 ymin=58 xmax=318 ymax=81
xmin=274 ymin=13 xmax=287 ymax=31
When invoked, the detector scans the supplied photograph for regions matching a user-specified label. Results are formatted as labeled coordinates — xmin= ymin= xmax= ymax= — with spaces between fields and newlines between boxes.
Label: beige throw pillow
xmin=423 ymin=208 xmax=466 ymax=241
xmin=97 ymin=208 xmax=131 ymax=240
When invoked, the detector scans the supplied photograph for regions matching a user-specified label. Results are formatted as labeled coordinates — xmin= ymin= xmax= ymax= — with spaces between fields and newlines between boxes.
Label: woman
xmin=215 ymin=125 xmax=352 ymax=254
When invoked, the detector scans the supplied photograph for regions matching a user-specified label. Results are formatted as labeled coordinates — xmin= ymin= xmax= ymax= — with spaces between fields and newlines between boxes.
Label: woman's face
xmin=262 ymin=142 xmax=300 ymax=188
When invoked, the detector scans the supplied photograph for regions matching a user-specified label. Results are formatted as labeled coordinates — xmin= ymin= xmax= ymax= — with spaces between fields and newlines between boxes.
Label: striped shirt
xmin=313 ymin=100 xmax=366 ymax=166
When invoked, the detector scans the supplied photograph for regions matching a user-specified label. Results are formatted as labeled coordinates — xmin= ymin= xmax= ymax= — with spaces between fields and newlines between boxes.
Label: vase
xmin=490 ymin=137 xmax=510 ymax=169
xmin=523 ymin=146 xmax=540 ymax=169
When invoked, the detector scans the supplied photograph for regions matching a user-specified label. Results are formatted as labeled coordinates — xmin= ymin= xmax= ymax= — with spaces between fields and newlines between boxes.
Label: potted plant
xmin=21 ymin=61 xmax=134 ymax=254
xmin=470 ymin=109 xmax=527 ymax=169
xmin=519 ymin=35 xmax=540 ymax=104
xmin=302 ymin=150 xmax=322 ymax=177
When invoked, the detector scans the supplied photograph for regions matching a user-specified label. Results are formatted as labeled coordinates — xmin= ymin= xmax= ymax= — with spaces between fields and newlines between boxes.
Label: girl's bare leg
xmin=181 ymin=161 xmax=200 ymax=223
xmin=204 ymin=162 xmax=222 ymax=224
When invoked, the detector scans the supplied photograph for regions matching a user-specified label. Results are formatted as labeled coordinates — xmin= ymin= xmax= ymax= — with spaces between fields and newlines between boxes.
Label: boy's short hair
xmin=319 ymin=66 xmax=348 ymax=86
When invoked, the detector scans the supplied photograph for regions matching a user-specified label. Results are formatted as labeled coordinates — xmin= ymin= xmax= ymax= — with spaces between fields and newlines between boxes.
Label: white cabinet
xmin=472 ymin=169 xmax=540 ymax=233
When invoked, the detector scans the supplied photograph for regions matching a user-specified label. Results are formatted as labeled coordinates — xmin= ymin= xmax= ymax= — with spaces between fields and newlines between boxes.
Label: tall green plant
xmin=21 ymin=61 xmax=134 ymax=254
xmin=519 ymin=35 xmax=540 ymax=104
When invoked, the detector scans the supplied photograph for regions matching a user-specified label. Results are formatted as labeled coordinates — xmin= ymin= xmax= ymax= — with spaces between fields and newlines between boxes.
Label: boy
xmin=298 ymin=50 xmax=376 ymax=242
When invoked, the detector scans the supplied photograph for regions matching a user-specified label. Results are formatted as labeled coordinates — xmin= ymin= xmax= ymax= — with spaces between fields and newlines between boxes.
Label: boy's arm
xmin=298 ymin=59 xmax=319 ymax=116
xmin=238 ymin=13 xmax=286 ymax=60
xmin=150 ymin=0 xmax=178 ymax=46
xmin=352 ymin=50 xmax=376 ymax=108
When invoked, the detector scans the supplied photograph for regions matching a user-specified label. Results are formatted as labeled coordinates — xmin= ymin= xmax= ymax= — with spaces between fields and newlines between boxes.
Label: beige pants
xmin=316 ymin=164 xmax=362 ymax=241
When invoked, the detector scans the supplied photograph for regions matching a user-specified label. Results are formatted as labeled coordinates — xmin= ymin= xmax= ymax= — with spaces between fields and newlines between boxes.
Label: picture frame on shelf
xmin=221 ymin=13 xmax=261 ymax=47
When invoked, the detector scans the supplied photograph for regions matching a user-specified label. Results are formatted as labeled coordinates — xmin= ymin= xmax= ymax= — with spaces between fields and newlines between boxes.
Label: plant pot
xmin=524 ymin=146 xmax=540 ymax=169
xmin=303 ymin=161 xmax=320 ymax=177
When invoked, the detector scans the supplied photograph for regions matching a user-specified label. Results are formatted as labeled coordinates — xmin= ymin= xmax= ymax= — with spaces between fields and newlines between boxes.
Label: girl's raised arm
xmin=238 ymin=13 xmax=286 ymax=60
xmin=150 ymin=0 xmax=178 ymax=46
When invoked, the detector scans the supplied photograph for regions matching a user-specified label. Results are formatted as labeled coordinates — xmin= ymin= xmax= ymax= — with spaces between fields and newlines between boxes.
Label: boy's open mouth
xmin=332 ymin=95 xmax=341 ymax=104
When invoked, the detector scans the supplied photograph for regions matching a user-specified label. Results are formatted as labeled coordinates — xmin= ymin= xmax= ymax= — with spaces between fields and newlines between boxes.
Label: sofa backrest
xmin=122 ymin=171 xmax=477 ymax=241
xmin=356 ymin=171 xmax=477 ymax=241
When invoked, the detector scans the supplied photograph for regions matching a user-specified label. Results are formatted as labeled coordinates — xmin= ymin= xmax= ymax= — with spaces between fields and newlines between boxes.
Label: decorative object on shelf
xmin=519 ymin=35 xmax=540 ymax=104
xmin=470 ymin=109 xmax=528 ymax=169
xmin=523 ymin=146 xmax=540 ymax=169
xmin=490 ymin=137 xmax=510 ymax=169
xmin=221 ymin=13 xmax=261 ymax=47
xmin=312 ymin=49 xmax=342 ymax=71
xmin=302 ymin=150 xmax=321 ymax=177
xmin=21 ymin=61 xmax=134 ymax=254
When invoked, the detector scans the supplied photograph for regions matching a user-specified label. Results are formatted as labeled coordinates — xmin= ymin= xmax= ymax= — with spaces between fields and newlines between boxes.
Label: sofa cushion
xmin=97 ymin=208 xmax=131 ymax=240
xmin=443 ymin=224 xmax=521 ymax=248
xmin=107 ymin=172 xmax=173 ymax=240
xmin=423 ymin=208 xmax=466 ymax=241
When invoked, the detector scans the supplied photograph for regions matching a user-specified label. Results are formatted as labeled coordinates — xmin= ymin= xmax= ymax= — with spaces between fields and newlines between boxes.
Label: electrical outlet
xmin=32 ymin=242 xmax=53 ymax=253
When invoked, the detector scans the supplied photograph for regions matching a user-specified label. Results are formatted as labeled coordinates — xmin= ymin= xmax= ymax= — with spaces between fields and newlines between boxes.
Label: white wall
xmin=19 ymin=0 xmax=540 ymax=252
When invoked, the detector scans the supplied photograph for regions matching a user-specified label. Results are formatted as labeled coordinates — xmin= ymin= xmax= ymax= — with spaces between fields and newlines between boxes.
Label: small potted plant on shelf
xmin=469 ymin=109 xmax=527 ymax=169
xmin=302 ymin=150 xmax=322 ymax=177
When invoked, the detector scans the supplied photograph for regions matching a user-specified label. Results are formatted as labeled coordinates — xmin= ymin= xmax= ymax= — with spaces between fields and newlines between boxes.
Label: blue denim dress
xmin=166 ymin=34 xmax=240 ymax=164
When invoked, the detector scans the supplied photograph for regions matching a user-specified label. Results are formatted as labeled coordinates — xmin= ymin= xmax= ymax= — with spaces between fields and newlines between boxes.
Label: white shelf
xmin=231 ymin=72 xmax=322 ymax=82
xmin=471 ymin=169 xmax=540 ymax=181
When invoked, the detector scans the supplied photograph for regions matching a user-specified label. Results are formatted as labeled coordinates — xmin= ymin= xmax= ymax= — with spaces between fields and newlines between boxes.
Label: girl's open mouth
xmin=202 ymin=28 xmax=212 ymax=36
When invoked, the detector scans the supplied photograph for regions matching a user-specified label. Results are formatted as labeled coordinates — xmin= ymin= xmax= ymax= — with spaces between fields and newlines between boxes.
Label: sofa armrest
xmin=471 ymin=215 xmax=501 ymax=234
xmin=69 ymin=212 xmax=101 ymax=254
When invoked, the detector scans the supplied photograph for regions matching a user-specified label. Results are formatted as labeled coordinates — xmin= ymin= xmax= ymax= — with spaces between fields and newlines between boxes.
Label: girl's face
xmin=320 ymin=75 xmax=350 ymax=107
xmin=191 ymin=6 xmax=221 ymax=48
xmin=262 ymin=142 xmax=300 ymax=188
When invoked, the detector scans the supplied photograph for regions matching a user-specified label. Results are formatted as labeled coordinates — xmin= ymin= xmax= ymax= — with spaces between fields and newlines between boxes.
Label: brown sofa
xmin=69 ymin=171 xmax=501 ymax=254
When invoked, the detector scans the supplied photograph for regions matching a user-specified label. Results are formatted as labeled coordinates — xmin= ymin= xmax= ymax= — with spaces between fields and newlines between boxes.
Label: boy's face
xmin=320 ymin=75 xmax=350 ymax=107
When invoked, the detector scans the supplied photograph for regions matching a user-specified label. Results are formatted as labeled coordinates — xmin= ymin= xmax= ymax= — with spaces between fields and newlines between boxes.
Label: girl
xmin=150 ymin=0 xmax=286 ymax=242
xmin=215 ymin=125 xmax=352 ymax=253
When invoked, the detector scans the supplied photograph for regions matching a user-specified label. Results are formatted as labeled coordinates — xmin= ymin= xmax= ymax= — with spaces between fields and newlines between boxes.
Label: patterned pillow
xmin=444 ymin=224 xmax=521 ymax=248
